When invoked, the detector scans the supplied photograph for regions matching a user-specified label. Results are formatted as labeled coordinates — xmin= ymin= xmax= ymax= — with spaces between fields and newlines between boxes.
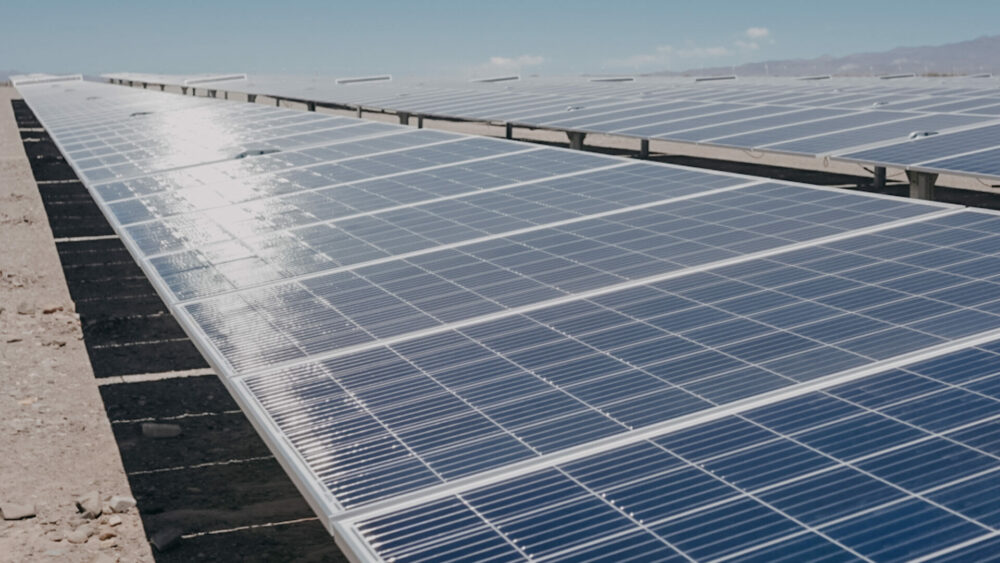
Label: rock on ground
xmin=1 ymin=502 xmax=36 ymax=520
xmin=75 ymin=491 xmax=102 ymax=519
xmin=108 ymin=495 xmax=136 ymax=514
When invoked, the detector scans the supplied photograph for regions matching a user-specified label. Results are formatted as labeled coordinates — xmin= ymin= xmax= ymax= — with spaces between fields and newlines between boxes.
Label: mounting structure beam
xmin=247 ymin=94 xmax=257 ymax=103
xmin=640 ymin=139 xmax=650 ymax=159
xmin=398 ymin=112 xmax=411 ymax=125
xmin=505 ymin=123 xmax=513 ymax=139
xmin=906 ymin=170 xmax=938 ymax=200
xmin=567 ymin=131 xmax=587 ymax=151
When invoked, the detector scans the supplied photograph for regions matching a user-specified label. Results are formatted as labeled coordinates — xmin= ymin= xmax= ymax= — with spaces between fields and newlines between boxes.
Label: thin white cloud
xmin=486 ymin=54 xmax=545 ymax=69
xmin=469 ymin=54 xmax=546 ymax=78
xmin=608 ymin=44 xmax=731 ymax=68
xmin=608 ymin=28 xmax=776 ymax=70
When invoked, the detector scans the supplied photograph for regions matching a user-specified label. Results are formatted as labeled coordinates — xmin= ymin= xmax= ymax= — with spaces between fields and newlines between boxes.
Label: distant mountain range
xmin=651 ymin=35 xmax=1000 ymax=77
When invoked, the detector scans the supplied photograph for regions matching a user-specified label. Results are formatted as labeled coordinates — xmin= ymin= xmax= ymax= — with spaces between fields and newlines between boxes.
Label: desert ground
xmin=0 ymin=86 xmax=153 ymax=562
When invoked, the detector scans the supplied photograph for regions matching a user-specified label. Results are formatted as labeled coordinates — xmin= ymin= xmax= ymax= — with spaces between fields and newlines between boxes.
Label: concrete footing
xmin=906 ymin=170 xmax=938 ymax=200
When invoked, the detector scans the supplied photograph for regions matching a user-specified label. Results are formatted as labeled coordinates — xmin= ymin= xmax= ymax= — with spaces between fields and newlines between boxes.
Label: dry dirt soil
xmin=0 ymin=86 xmax=154 ymax=563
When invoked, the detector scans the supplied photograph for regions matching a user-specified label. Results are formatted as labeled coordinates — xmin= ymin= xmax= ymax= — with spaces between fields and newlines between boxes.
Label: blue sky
xmin=3 ymin=0 xmax=999 ymax=78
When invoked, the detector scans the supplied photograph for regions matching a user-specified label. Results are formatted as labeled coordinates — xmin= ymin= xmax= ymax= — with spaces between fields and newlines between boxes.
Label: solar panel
xmin=533 ymin=101 xmax=704 ymax=128
xmin=763 ymin=113 xmax=985 ymax=155
xmin=918 ymin=147 xmax=1000 ymax=178
xmin=18 ymin=78 xmax=1000 ymax=562
xmin=663 ymin=108 xmax=852 ymax=142
xmin=353 ymin=342 xmax=1000 ymax=560
xmin=839 ymin=123 xmax=1000 ymax=168
xmin=708 ymin=111 xmax=914 ymax=149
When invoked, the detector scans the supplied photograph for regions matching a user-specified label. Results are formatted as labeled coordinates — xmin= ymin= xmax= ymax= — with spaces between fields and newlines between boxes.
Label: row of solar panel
xmin=19 ymin=79 xmax=1000 ymax=563
xmin=125 ymin=72 xmax=1000 ymax=179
